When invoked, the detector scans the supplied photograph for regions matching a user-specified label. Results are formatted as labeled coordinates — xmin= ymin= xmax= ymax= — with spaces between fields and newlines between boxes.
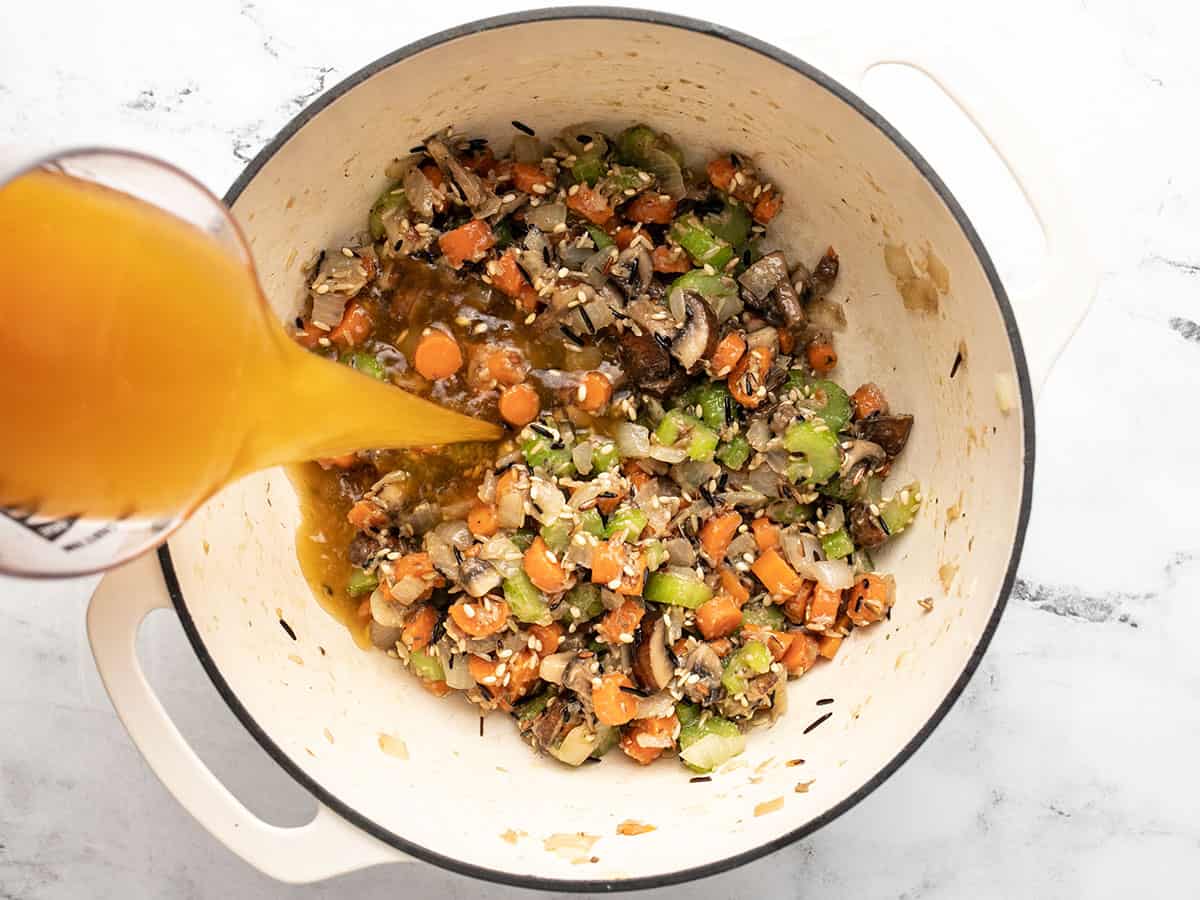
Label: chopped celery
xmin=785 ymin=458 xmax=813 ymax=483
xmin=552 ymin=724 xmax=597 ymax=766
xmin=655 ymin=409 xmax=718 ymax=461
xmin=696 ymin=382 xmax=733 ymax=431
xmin=669 ymin=214 xmax=734 ymax=270
xmin=572 ymin=151 xmax=606 ymax=186
xmin=592 ymin=440 xmax=619 ymax=472
xmin=880 ymin=481 xmax=922 ymax=535
xmin=716 ymin=435 xmax=751 ymax=470
xmin=515 ymin=689 xmax=552 ymax=721
xmin=577 ymin=508 xmax=606 ymax=538
xmin=561 ymin=583 xmax=604 ymax=623
xmin=704 ymin=199 xmax=752 ymax=249
xmin=644 ymin=569 xmax=712 ymax=609
xmin=784 ymin=374 xmax=852 ymax=433
xmin=591 ymin=724 xmax=620 ymax=759
xmin=504 ymin=570 xmax=551 ymax=624
xmin=820 ymin=528 xmax=855 ymax=560
xmin=688 ymin=425 xmax=719 ymax=461
xmin=586 ymin=224 xmax=615 ymax=250
xmin=766 ymin=500 xmax=813 ymax=524
xmin=520 ymin=433 xmax=575 ymax=477
xmin=783 ymin=422 xmax=842 ymax=484
xmin=644 ymin=540 xmax=669 ymax=572
xmin=676 ymin=701 xmax=701 ymax=726
xmin=341 ymin=351 xmax=387 ymax=381
xmin=598 ymin=165 xmax=647 ymax=198
xmin=368 ymin=185 xmax=405 ymax=240
xmin=679 ymin=715 xmax=745 ymax=773
xmin=721 ymin=640 xmax=772 ymax=696
xmin=510 ymin=531 xmax=535 ymax=552
xmin=540 ymin=520 xmax=572 ymax=555
xmin=409 ymin=649 xmax=445 ymax=683
xmin=605 ymin=508 xmax=648 ymax=541
xmin=347 ymin=567 xmax=378 ymax=598
xmin=667 ymin=270 xmax=741 ymax=320
xmin=819 ymin=477 xmax=865 ymax=504
xmin=741 ymin=603 xmax=786 ymax=630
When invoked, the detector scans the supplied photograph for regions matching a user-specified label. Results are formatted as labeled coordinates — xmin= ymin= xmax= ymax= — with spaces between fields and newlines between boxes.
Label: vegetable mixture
xmin=293 ymin=122 xmax=921 ymax=772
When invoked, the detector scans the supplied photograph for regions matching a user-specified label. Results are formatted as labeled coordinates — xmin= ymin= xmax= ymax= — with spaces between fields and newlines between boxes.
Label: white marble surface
xmin=3 ymin=1 xmax=1199 ymax=897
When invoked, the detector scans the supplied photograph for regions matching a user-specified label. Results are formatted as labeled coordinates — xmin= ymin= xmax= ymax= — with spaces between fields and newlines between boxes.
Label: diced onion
xmin=525 ymin=201 xmax=566 ymax=232
xmin=615 ymin=422 xmax=651 ymax=458
xmin=512 ymin=134 xmax=544 ymax=164
xmin=539 ymin=651 xmax=575 ymax=684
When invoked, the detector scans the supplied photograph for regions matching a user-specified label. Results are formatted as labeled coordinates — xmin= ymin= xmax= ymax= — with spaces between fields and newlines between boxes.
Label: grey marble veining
xmin=3 ymin=0 xmax=1199 ymax=897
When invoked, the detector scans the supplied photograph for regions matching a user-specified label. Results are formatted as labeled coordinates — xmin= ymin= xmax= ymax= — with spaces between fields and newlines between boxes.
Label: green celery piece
xmin=586 ymin=224 xmax=615 ymax=249
xmin=704 ymin=199 xmax=752 ymax=249
xmin=667 ymin=270 xmax=741 ymax=320
xmin=720 ymin=640 xmax=772 ymax=696
xmin=504 ymin=570 xmax=551 ymax=624
xmin=342 ymin=351 xmax=387 ymax=381
xmin=784 ymin=374 xmax=853 ymax=433
xmin=783 ymin=421 xmax=841 ymax=484
xmin=696 ymin=382 xmax=733 ymax=431
xmin=368 ymin=185 xmax=405 ymax=240
xmin=766 ymin=499 xmax=813 ymax=524
xmin=655 ymin=408 xmax=695 ymax=446
xmin=819 ymin=476 xmax=864 ymax=504
xmin=880 ymin=481 xmax=922 ymax=535
xmin=820 ymin=528 xmax=855 ymax=560
xmin=741 ymin=603 xmax=786 ymax=630
xmin=688 ymin=423 xmax=719 ymax=461
xmin=577 ymin=508 xmax=606 ymax=539
xmin=605 ymin=508 xmax=648 ymax=541
xmin=644 ymin=570 xmax=712 ymax=609
xmin=592 ymin=440 xmax=619 ymax=472
xmin=510 ymin=531 xmax=535 ymax=552
xmin=675 ymin=701 xmax=701 ymax=726
xmin=515 ymin=689 xmax=552 ymax=721
xmin=572 ymin=151 xmax=606 ymax=186
xmin=591 ymin=724 xmax=620 ymax=758
xmin=560 ymin=583 xmax=604 ymax=623
xmin=539 ymin=520 xmax=572 ymax=555
xmin=598 ymin=165 xmax=647 ymax=198
xmin=409 ymin=649 xmax=445 ymax=683
xmin=346 ymin=567 xmax=378 ymax=598
xmin=716 ymin=435 xmax=751 ymax=470
xmin=678 ymin=715 xmax=744 ymax=773
xmin=520 ymin=434 xmax=553 ymax=467
xmin=644 ymin=540 xmax=669 ymax=572
xmin=669 ymin=214 xmax=734 ymax=270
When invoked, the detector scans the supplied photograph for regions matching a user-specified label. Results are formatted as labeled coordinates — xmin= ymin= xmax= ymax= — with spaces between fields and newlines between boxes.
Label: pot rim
xmin=158 ymin=6 xmax=1035 ymax=891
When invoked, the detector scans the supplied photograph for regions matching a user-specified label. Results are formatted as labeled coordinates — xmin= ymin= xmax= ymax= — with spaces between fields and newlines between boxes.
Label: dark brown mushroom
xmin=838 ymin=440 xmax=887 ymax=480
xmin=619 ymin=330 xmax=688 ymax=397
xmin=522 ymin=694 xmax=581 ymax=753
xmin=808 ymin=247 xmax=840 ymax=300
xmin=849 ymin=502 xmax=889 ymax=549
xmin=669 ymin=291 xmax=718 ymax=372
xmin=633 ymin=615 xmax=674 ymax=692
xmin=772 ymin=273 xmax=806 ymax=331
xmin=856 ymin=414 xmax=914 ymax=458
xmin=737 ymin=251 xmax=789 ymax=303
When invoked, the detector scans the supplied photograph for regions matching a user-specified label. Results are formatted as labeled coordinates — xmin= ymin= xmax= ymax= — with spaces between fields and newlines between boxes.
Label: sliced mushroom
xmin=522 ymin=694 xmax=580 ymax=753
xmin=611 ymin=244 xmax=654 ymax=300
xmin=618 ymin=330 xmax=688 ymax=397
xmin=849 ymin=502 xmax=889 ymax=549
xmin=808 ymin=247 xmax=840 ymax=300
xmin=856 ymin=414 xmax=914 ymax=458
xmin=369 ymin=586 xmax=409 ymax=628
xmin=561 ymin=655 xmax=599 ymax=714
xmin=424 ymin=136 xmax=500 ymax=217
xmin=737 ymin=251 xmax=789 ymax=303
xmin=670 ymin=291 xmax=719 ymax=372
xmin=627 ymin=298 xmax=679 ymax=342
xmin=839 ymin=439 xmax=887 ymax=480
xmin=632 ymin=615 xmax=674 ymax=691
xmin=368 ymin=621 xmax=404 ymax=650
xmin=772 ymin=273 xmax=806 ymax=330
xmin=719 ymin=670 xmax=778 ymax=717
xmin=680 ymin=643 xmax=724 ymax=706
xmin=460 ymin=557 xmax=501 ymax=598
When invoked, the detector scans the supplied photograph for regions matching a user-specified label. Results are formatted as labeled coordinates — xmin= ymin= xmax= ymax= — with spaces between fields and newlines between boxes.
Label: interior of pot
xmin=164 ymin=15 xmax=1028 ymax=886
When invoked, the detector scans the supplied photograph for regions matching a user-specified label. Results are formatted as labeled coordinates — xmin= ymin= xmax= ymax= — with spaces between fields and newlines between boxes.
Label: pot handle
xmin=816 ymin=43 xmax=1097 ymax=398
xmin=86 ymin=552 xmax=411 ymax=883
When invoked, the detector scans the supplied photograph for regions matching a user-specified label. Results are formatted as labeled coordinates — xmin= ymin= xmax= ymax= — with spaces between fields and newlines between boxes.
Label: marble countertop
xmin=2 ymin=0 xmax=1198 ymax=897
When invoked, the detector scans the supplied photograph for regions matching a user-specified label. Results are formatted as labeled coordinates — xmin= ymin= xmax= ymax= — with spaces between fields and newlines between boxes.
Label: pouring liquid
xmin=0 ymin=170 xmax=500 ymax=521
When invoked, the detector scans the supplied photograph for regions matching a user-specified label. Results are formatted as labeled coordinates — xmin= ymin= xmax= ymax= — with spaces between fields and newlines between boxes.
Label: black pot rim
xmin=158 ymin=6 xmax=1035 ymax=892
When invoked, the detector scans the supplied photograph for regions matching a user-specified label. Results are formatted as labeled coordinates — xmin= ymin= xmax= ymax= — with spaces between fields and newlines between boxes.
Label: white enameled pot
xmin=86 ymin=9 xmax=1095 ymax=891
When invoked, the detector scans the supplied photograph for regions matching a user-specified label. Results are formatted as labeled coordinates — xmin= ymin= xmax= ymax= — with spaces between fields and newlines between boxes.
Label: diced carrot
xmin=419 ymin=162 xmax=444 ymax=189
xmin=566 ymin=184 xmax=613 ymax=225
xmin=620 ymin=715 xmax=678 ymax=765
xmin=806 ymin=584 xmax=843 ymax=631
xmin=778 ymin=328 xmax=796 ymax=355
xmin=438 ymin=219 xmax=496 ymax=268
xmin=781 ymin=631 xmax=820 ymax=675
xmin=490 ymin=250 xmax=532 ymax=301
xmin=719 ymin=567 xmax=751 ymax=606
xmin=614 ymin=560 xmax=645 ymax=596
xmin=401 ymin=604 xmax=439 ymax=652
xmin=845 ymin=573 xmax=896 ymax=627
xmin=392 ymin=552 xmax=436 ymax=582
xmin=614 ymin=226 xmax=652 ymax=250
xmin=317 ymin=453 xmax=358 ymax=470
xmin=590 ymin=539 xmax=624 ymax=586
xmin=511 ymin=162 xmax=554 ymax=194
xmin=347 ymin=499 xmax=387 ymax=530
xmin=449 ymin=597 xmax=510 ymax=637
xmin=593 ymin=673 xmax=640 ymax=726
xmin=328 ymin=300 xmax=373 ymax=348
xmin=421 ymin=679 xmax=452 ymax=697
xmin=650 ymin=245 xmax=692 ymax=273
xmin=706 ymin=156 xmax=737 ymax=192
xmin=782 ymin=580 xmax=815 ymax=623
xmin=695 ymin=595 xmax=744 ymax=640
xmin=482 ymin=345 xmax=527 ymax=387
xmin=699 ymin=511 xmax=742 ymax=564
xmin=624 ymin=192 xmax=677 ymax=224
xmin=752 ymin=189 xmax=782 ymax=224
xmin=577 ymin=371 xmax=613 ymax=413
xmin=413 ymin=328 xmax=463 ymax=380
xmin=750 ymin=517 xmax=780 ymax=551
xmin=596 ymin=597 xmax=645 ymax=644
xmin=469 ymin=649 xmax=540 ymax=706
xmin=596 ymin=488 xmax=627 ymax=517
xmin=728 ymin=345 xmax=775 ymax=408
xmin=851 ymin=383 xmax=889 ymax=421
xmin=622 ymin=460 xmax=652 ymax=493
xmin=498 ymin=382 xmax=541 ymax=427
xmin=708 ymin=637 xmax=734 ymax=658
xmin=751 ymin=548 xmax=805 ymax=597
xmin=467 ymin=502 xmax=499 ymax=537
xmin=742 ymin=624 xmax=794 ymax=662
xmin=710 ymin=332 xmax=747 ymax=377
xmin=806 ymin=338 xmax=838 ymax=375
xmin=293 ymin=319 xmax=324 ymax=349
xmin=523 ymin=535 xmax=568 ymax=593
xmin=817 ymin=633 xmax=843 ymax=659
xmin=528 ymin=622 xmax=563 ymax=655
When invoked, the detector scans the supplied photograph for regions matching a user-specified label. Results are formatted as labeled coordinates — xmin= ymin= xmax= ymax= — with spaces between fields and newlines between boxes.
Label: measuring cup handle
xmin=86 ymin=552 xmax=411 ymax=882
